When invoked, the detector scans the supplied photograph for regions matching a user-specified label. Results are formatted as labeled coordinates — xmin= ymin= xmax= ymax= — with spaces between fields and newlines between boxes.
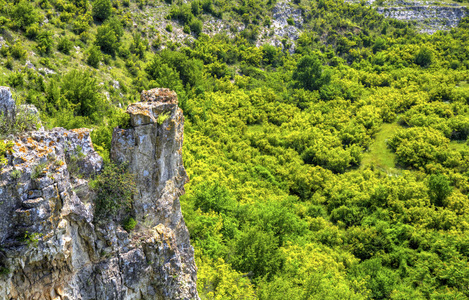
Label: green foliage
xmin=232 ymin=226 xmax=284 ymax=279
xmin=95 ymin=17 xmax=123 ymax=56
xmin=0 ymin=140 xmax=14 ymax=165
xmin=89 ymin=162 xmax=136 ymax=219
xmin=21 ymin=231 xmax=43 ymax=247
xmin=0 ymin=267 xmax=10 ymax=276
xmin=60 ymin=69 xmax=104 ymax=121
xmin=31 ymin=161 xmax=48 ymax=179
xmin=86 ymin=45 xmax=102 ymax=68
xmin=12 ymin=0 xmax=42 ymax=30
xmin=92 ymin=0 xmax=112 ymax=21
xmin=123 ymin=217 xmax=137 ymax=231
xmin=157 ymin=111 xmax=170 ymax=125
xmin=427 ymin=174 xmax=452 ymax=207
xmin=415 ymin=46 xmax=433 ymax=67
xmin=57 ymin=36 xmax=73 ymax=54
xmin=36 ymin=31 xmax=54 ymax=54
xmin=292 ymin=55 xmax=331 ymax=92
xmin=189 ymin=18 xmax=203 ymax=36
xmin=10 ymin=41 xmax=27 ymax=60
xmin=3 ymin=0 xmax=469 ymax=298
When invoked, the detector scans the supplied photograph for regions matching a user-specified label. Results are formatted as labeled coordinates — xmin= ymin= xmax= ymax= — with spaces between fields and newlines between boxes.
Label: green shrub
xmin=25 ymin=24 xmax=40 ymax=39
xmin=89 ymin=163 xmax=137 ymax=219
xmin=189 ymin=18 xmax=203 ymax=36
xmin=92 ymin=0 xmax=112 ymax=21
xmin=36 ymin=31 xmax=53 ymax=54
xmin=61 ymin=69 xmax=105 ymax=121
xmin=293 ymin=55 xmax=331 ymax=91
xmin=57 ymin=36 xmax=73 ymax=54
xmin=10 ymin=169 xmax=21 ymax=180
xmin=13 ymin=0 xmax=42 ymax=30
xmin=0 ymin=140 xmax=14 ymax=165
xmin=7 ymin=72 xmax=24 ymax=88
xmin=95 ymin=17 xmax=123 ymax=56
xmin=10 ymin=41 xmax=27 ymax=60
xmin=287 ymin=18 xmax=295 ymax=26
xmin=86 ymin=46 xmax=102 ymax=68
xmin=0 ymin=267 xmax=10 ymax=276
xmin=129 ymin=32 xmax=147 ymax=58
xmin=166 ymin=23 xmax=173 ymax=32
xmin=415 ymin=46 xmax=433 ymax=67
xmin=123 ymin=217 xmax=137 ymax=231
xmin=31 ymin=162 xmax=48 ymax=179
xmin=427 ymin=174 xmax=452 ymax=207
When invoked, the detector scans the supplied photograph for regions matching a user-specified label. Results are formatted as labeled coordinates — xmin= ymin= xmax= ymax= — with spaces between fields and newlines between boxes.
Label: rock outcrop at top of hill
xmin=376 ymin=1 xmax=468 ymax=34
xmin=0 ymin=87 xmax=199 ymax=300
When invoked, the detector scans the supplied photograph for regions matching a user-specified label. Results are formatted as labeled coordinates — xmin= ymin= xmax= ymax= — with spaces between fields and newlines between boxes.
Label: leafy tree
xmin=190 ymin=18 xmax=203 ymax=36
xmin=415 ymin=46 xmax=433 ymax=67
xmin=193 ymin=182 xmax=236 ymax=214
xmin=57 ymin=36 xmax=73 ymax=54
xmin=92 ymin=0 xmax=112 ymax=21
xmin=427 ymin=174 xmax=452 ymax=207
xmin=86 ymin=45 xmax=102 ymax=68
xmin=232 ymin=226 xmax=284 ymax=279
xmin=12 ymin=0 xmax=42 ymax=30
xmin=95 ymin=18 xmax=123 ymax=56
xmin=292 ymin=55 xmax=331 ymax=91
xmin=61 ymin=70 xmax=105 ymax=121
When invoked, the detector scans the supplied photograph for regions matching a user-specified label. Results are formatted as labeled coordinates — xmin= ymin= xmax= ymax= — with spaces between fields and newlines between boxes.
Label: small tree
xmin=61 ymin=70 xmax=104 ymax=120
xmin=86 ymin=45 xmax=102 ymax=68
xmin=13 ymin=0 xmax=42 ymax=30
xmin=427 ymin=174 xmax=452 ymax=207
xmin=293 ymin=54 xmax=330 ymax=91
xmin=415 ymin=46 xmax=433 ymax=68
xmin=92 ymin=0 xmax=112 ymax=21
xmin=90 ymin=163 xmax=137 ymax=219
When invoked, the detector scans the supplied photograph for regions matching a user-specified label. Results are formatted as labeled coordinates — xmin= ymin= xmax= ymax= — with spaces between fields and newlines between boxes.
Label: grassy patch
xmin=361 ymin=122 xmax=401 ymax=174
xmin=449 ymin=140 xmax=467 ymax=151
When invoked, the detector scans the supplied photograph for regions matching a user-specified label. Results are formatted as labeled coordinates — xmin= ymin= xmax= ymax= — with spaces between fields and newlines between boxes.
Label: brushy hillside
xmin=2 ymin=0 xmax=469 ymax=298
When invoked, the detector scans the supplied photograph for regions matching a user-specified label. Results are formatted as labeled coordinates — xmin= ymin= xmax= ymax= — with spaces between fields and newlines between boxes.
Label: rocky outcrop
xmin=263 ymin=1 xmax=304 ymax=52
xmin=376 ymin=2 xmax=468 ymax=33
xmin=0 ymin=88 xmax=199 ymax=299
xmin=0 ymin=86 xmax=15 ymax=123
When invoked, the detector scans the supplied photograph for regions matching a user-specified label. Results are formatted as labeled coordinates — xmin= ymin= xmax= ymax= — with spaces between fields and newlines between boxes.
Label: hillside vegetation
xmin=2 ymin=0 xmax=469 ymax=298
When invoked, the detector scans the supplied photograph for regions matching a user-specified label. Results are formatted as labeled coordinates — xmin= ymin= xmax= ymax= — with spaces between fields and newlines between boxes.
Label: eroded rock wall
xmin=0 ymin=88 xmax=199 ymax=300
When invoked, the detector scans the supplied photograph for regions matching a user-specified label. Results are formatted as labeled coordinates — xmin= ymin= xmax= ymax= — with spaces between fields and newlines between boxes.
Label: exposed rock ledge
xmin=377 ymin=3 xmax=467 ymax=33
xmin=0 ymin=88 xmax=199 ymax=300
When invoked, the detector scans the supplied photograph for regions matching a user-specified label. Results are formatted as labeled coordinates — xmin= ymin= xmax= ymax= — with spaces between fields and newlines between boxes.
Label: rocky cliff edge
xmin=0 ymin=87 xmax=199 ymax=300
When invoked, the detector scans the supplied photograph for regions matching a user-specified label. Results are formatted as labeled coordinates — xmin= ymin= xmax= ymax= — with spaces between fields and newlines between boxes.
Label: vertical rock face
xmin=111 ymin=88 xmax=198 ymax=299
xmin=0 ymin=88 xmax=199 ymax=300
xmin=0 ymin=86 xmax=15 ymax=122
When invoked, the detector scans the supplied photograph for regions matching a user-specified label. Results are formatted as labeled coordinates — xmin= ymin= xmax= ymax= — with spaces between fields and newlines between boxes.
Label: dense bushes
xmin=2 ymin=0 xmax=469 ymax=298
xmin=89 ymin=162 xmax=136 ymax=219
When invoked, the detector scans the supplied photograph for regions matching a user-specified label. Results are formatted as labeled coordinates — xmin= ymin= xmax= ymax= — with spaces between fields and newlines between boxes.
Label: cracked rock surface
xmin=0 ymin=88 xmax=199 ymax=300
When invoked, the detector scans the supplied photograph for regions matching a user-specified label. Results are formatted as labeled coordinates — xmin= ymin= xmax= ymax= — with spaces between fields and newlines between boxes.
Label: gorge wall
xmin=0 ymin=87 xmax=199 ymax=300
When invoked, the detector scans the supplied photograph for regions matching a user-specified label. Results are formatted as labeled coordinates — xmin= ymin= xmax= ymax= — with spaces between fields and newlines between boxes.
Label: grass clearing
xmin=361 ymin=122 xmax=401 ymax=174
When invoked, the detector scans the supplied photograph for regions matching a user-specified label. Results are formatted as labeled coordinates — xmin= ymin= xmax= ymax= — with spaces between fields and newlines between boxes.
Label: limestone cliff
xmin=0 ymin=88 xmax=199 ymax=300
xmin=376 ymin=1 xmax=467 ymax=33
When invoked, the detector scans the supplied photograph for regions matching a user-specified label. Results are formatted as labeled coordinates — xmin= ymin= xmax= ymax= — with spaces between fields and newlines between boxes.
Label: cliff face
xmin=376 ymin=2 xmax=468 ymax=33
xmin=0 ymin=88 xmax=199 ymax=300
